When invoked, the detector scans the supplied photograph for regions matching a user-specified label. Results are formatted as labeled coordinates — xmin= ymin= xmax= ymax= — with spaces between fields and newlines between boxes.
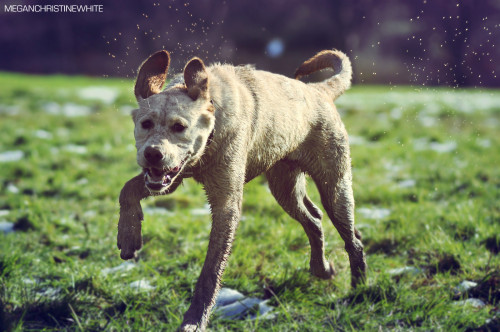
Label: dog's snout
xmin=144 ymin=146 xmax=164 ymax=164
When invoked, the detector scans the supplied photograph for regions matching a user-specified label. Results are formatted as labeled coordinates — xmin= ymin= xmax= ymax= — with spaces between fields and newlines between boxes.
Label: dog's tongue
xmin=145 ymin=163 xmax=183 ymax=189
xmin=146 ymin=168 xmax=175 ymax=186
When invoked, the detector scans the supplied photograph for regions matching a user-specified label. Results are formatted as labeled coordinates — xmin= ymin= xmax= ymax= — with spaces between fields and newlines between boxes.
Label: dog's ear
xmin=184 ymin=57 xmax=208 ymax=101
xmin=134 ymin=50 xmax=170 ymax=100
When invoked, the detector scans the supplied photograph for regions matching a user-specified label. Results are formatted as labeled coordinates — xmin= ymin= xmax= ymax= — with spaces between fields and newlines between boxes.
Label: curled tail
xmin=294 ymin=49 xmax=352 ymax=101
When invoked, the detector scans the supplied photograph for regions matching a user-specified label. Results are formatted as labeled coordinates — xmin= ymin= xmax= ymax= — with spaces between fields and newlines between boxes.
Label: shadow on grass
xmin=342 ymin=279 xmax=398 ymax=306
xmin=2 ymin=293 xmax=77 ymax=330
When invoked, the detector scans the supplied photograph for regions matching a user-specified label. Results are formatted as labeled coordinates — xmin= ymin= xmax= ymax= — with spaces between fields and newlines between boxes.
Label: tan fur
xmin=117 ymin=49 xmax=367 ymax=331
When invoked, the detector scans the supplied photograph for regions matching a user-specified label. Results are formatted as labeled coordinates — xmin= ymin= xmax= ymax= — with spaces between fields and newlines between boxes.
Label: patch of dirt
xmin=365 ymin=237 xmax=407 ymax=255
xmin=465 ymin=317 xmax=499 ymax=332
xmin=468 ymin=271 xmax=500 ymax=305
xmin=453 ymin=224 xmax=477 ymax=241
xmin=13 ymin=215 xmax=36 ymax=231
xmin=427 ymin=253 xmax=461 ymax=275
xmin=484 ymin=235 xmax=500 ymax=255
xmin=407 ymin=250 xmax=462 ymax=276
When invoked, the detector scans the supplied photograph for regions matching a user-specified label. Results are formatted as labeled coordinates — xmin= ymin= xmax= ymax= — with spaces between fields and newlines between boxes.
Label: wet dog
xmin=117 ymin=49 xmax=367 ymax=331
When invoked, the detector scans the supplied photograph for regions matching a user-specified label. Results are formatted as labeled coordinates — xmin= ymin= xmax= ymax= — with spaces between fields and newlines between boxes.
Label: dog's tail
xmin=294 ymin=49 xmax=352 ymax=101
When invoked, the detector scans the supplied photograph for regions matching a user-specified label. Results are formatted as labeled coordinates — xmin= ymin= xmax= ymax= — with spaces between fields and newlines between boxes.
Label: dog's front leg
xmin=117 ymin=173 xmax=150 ymax=260
xmin=180 ymin=184 xmax=243 ymax=331
xmin=118 ymin=173 xmax=184 ymax=259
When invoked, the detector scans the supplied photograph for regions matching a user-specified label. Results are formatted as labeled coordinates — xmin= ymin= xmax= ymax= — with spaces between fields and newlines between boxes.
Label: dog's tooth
xmin=163 ymin=174 xmax=172 ymax=185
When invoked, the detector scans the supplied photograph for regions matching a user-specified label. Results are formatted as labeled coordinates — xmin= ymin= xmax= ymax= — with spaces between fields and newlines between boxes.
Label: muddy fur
xmin=117 ymin=49 xmax=367 ymax=331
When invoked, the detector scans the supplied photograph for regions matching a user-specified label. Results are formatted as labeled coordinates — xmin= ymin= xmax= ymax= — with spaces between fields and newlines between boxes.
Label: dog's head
xmin=132 ymin=50 xmax=215 ymax=193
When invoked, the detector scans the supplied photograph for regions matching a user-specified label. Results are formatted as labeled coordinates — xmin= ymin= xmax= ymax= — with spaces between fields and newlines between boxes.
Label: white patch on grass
xmin=78 ymin=86 xmax=119 ymax=104
xmin=384 ymin=161 xmax=404 ymax=174
xmin=120 ymin=105 xmax=136 ymax=116
xmin=455 ymin=280 xmax=478 ymax=293
xmin=413 ymin=138 xmax=457 ymax=153
xmin=43 ymin=102 xmax=92 ymax=117
xmin=83 ymin=210 xmax=96 ymax=218
xmin=452 ymin=281 xmax=480 ymax=298
xmin=36 ymin=287 xmax=61 ymax=300
xmin=7 ymin=183 xmax=20 ymax=194
xmin=62 ymin=103 xmax=92 ymax=117
xmin=348 ymin=135 xmax=367 ymax=146
xmin=143 ymin=206 xmax=175 ymax=216
xmin=22 ymin=278 xmax=36 ymax=285
xmin=357 ymin=207 xmax=391 ymax=220
xmin=484 ymin=117 xmax=499 ymax=128
xmin=413 ymin=138 xmax=429 ymax=151
xmin=0 ymin=104 xmax=21 ymax=115
xmin=453 ymin=298 xmax=485 ymax=308
xmin=388 ymin=266 xmax=422 ymax=276
xmin=56 ymin=127 xmax=70 ymax=137
xmin=337 ymin=89 xmax=500 ymax=114
xmin=215 ymin=287 xmax=275 ymax=320
xmin=216 ymin=288 xmax=245 ymax=306
xmin=0 ymin=210 xmax=10 ymax=217
xmin=0 ymin=150 xmax=24 ymax=162
xmin=389 ymin=107 xmax=403 ymax=119
xmin=429 ymin=141 xmax=457 ymax=153
xmin=418 ymin=114 xmax=437 ymax=127
xmin=397 ymin=179 xmax=416 ymax=188
xmin=191 ymin=204 xmax=211 ymax=216
xmin=0 ymin=221 xmax=15 ymax=233
xmin=102 ymin=261 xmax=136 ymax=275
xmin=62 ymin=144 xmax=87 ymax=154
xmin=476 ymin=139 xmax=491 ymax=148
xmin=34 ymin=130 xmax=53 ymax=139
xmin=76 ymin=178 xmax=89 ymax=185
xmin=129 ymin=279 xmax=155 ymax=291
xmin=43 ymin=102 xmax=60 ymax=115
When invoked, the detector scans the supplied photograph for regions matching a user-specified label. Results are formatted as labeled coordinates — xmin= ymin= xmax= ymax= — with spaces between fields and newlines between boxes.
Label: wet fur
xmin=117 ymin=49 xmax=367 ymax=331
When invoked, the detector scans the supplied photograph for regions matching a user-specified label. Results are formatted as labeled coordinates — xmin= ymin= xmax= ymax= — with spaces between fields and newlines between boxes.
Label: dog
xmin=117 ymin=49 xmax=367 ymax=331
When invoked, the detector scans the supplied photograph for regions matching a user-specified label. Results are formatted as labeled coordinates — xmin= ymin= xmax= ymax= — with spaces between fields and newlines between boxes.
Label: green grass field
xmin=0 ymin=72 xmax=499 ymax=331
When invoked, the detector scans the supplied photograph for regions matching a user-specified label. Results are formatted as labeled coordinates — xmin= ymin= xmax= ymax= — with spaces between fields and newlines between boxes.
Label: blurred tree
xmin=0 ymin=0 xmax=497 ymax=86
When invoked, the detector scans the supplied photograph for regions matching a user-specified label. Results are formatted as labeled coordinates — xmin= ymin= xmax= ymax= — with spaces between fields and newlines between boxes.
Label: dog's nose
xmin=144 ymin=146 xmax=164 ymax=164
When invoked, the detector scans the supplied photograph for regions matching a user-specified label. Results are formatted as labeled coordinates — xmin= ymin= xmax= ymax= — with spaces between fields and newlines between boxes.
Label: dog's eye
xmin=172 ymin=123 xmax=186 ymax=133
xmin=141 ymin=119 xmax=154 ymax=130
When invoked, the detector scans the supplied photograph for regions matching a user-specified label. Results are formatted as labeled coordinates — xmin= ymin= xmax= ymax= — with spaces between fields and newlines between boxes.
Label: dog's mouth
xmin=143 ymin=161 xmax=185 ymax=192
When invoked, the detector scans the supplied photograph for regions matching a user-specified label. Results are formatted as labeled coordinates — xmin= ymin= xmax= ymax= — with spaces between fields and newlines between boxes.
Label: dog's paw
xmin=178 ymin=323 xmax=200 ymax=332
xmin=311 ymin=260 xmax=336 ymax=280
xmin=117 ymin=209 xmax=143 ymax=260
xmin=117 ymin=235 xmax=141 ymax=260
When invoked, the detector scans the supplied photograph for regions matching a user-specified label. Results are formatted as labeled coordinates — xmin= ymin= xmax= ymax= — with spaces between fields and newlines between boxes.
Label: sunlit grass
xmin=1 ymin=73 xmax=499 ymax=330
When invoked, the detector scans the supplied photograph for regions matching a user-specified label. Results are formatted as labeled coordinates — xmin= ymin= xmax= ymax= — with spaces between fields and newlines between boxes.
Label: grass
xmin=0 ymin=71 xmax=499 ymax=331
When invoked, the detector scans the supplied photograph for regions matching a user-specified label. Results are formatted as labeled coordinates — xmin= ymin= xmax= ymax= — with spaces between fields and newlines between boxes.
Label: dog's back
xmin=203 ymin=50 xmax=352 ymax=181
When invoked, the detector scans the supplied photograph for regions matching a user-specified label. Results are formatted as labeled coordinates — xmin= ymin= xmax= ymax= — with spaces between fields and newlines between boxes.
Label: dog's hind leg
xmin=266 ymin=161 xmax=335 ymax=279
xmin=312 ymin=169 xmax=367 ymax=287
